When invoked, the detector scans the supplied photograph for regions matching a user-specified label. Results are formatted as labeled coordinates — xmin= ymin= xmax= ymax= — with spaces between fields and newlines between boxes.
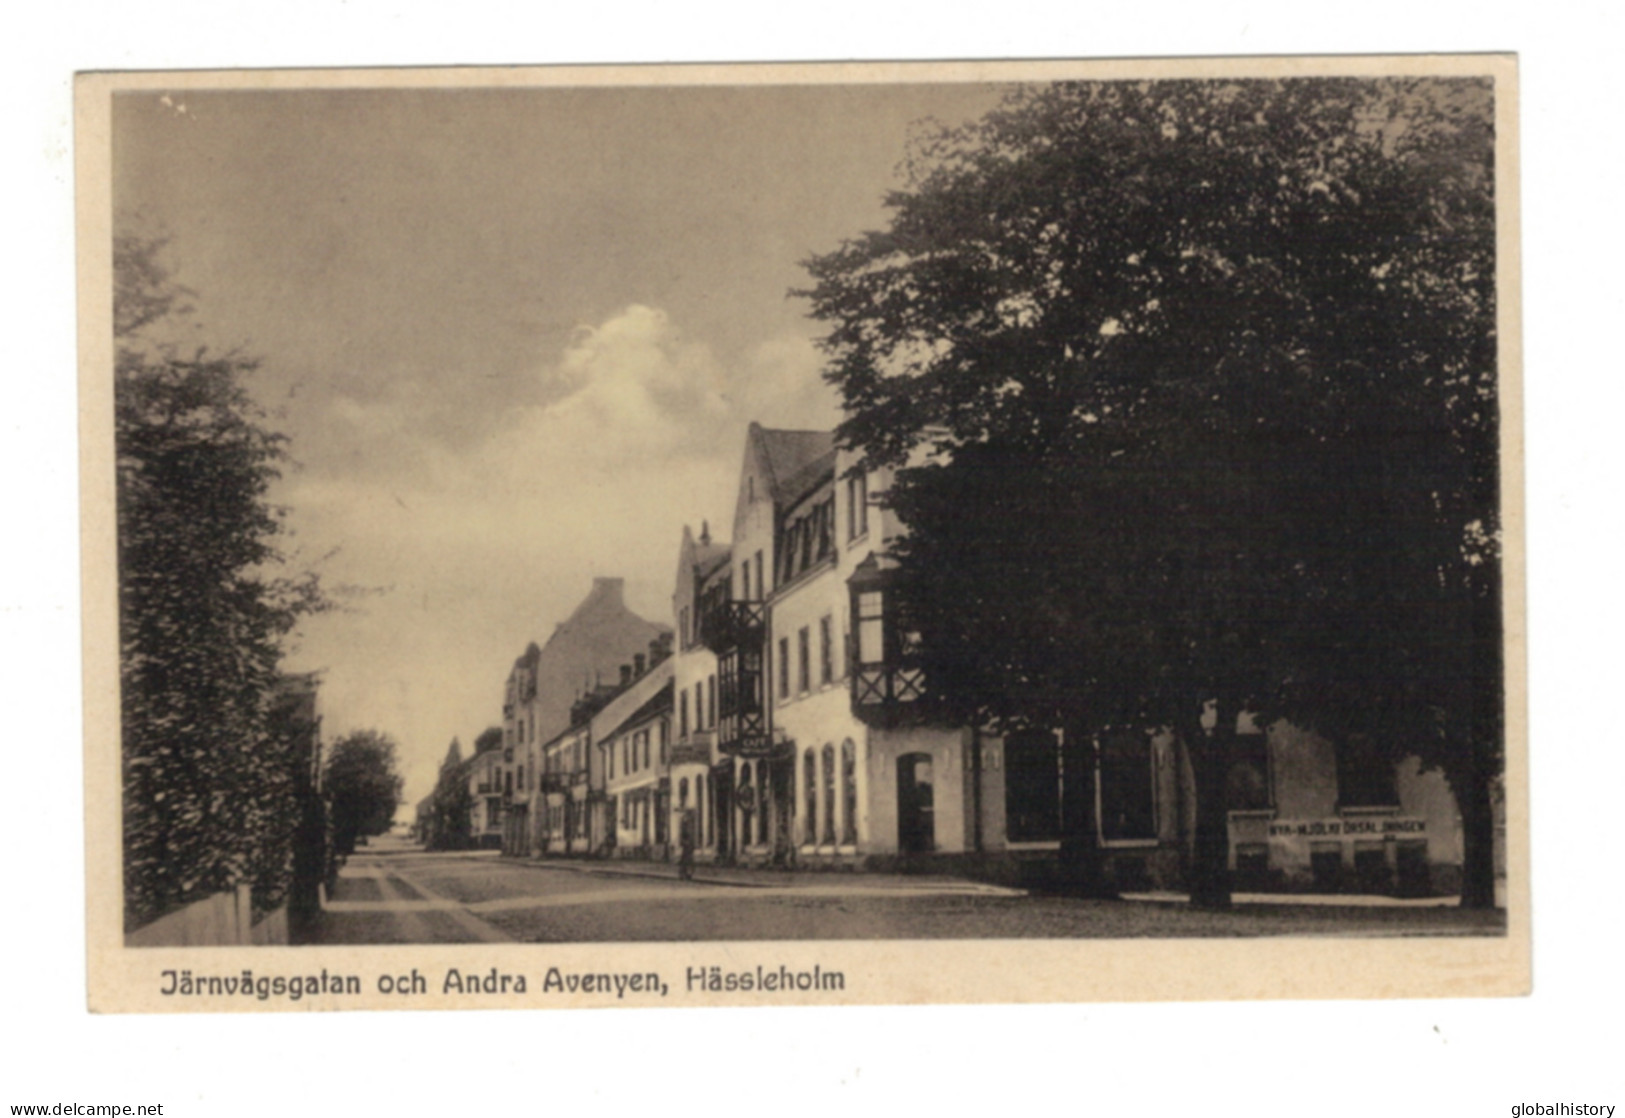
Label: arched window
xmin=803 ymin=749 xmax=818 ymax=845
xmin=738 ymin=761 xmax=755 ymax=846
xmin=822 ymin=744 xmax=837 ymax=845
xmin=841 ymin=739 xmax=858 ymax=845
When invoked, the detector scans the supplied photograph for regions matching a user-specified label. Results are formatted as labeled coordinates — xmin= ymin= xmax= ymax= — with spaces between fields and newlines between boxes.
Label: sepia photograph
xmin=78 ymin=55 xmax=1526 ymax=1010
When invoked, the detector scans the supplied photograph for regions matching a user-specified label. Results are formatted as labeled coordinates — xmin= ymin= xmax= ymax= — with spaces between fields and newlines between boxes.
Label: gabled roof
xmin=751 ymin=424 xmax=835 ymax=506
xmin=696 ymin=544 xmax=732 ymax=583
xmin=778 ymin=448 xmax=837 ymax=512
xmin=600 ymin=679 xmax=675 ymax=742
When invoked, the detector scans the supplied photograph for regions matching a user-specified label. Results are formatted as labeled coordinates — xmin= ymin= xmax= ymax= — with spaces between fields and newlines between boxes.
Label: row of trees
xmin=801 ymin=79 xmax=1502 ymax=907
xmin=117 ymin=232 xmax=402 ymax=932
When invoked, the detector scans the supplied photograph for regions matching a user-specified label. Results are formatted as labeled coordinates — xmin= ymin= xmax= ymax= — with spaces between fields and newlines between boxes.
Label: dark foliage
xmin=117 ymin=233 xmax=331 ymax=930
xmin=800 ymin=78 xmax=1501 ymax=907
xmin=325 ymin=730 xmax=405 ymax=856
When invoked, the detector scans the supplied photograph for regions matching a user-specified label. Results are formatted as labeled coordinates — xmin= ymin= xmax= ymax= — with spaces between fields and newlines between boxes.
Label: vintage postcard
xmin=78 ymin=54 xmax=1527 ymax=1012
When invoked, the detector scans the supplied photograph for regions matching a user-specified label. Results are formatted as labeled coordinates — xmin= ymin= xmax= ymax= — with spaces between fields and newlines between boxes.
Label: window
xmin=798 ymin=626 xmax=811 ymax=693
xmin=641 ymin=729 xmax=650 ymax=770
xmin=707 ymin=674 xmax=716 ymax=727
xmin=679 ymin=691 xmax=689 ymax=739
xmin=1099 ymin=731 xmax=1157 ymax=841
xmin=778 ymin=637 xmax=790 ymax=698
xmin=740 ymin=561 xmax=751 ymax=602
xmin=680 ymin=606 xmax=691 ymax=650
xmin=679 ymin=777 xmax=689 ymax=808
xmin=847 ymin=473 xmax=868 ymax=540
xmin=822 ymin=744 xmax=837 ymax=845
xmin=1005 ymin=731 xmax=1062 ymax=842
xmin=803 ymin=750 xmax=818 ymax=844
xmin=1226 ymin=733 xmax=1271 ymax=812
xmin=856 ymin=591 xmax=885 ymax=664
xmin=841 ymin=739 xmax=857 ymax=845
xmin=659 ymin=719 xmax=669 ymax=763
xmin=819 ymin=615 xmax=834 ymax=685
xmin=755 ymin=550 xmax=764 ymax=595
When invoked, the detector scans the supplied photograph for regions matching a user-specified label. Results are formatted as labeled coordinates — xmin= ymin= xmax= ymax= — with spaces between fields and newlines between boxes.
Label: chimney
xmin=588 ymin=577 xmax=626 ymax=612
xmin=699 ymin=519 xmax=710 ymax=546
xmin=634 ymin=653 xmax=646 ymax=677
xmin=619 ymin=664 xmax=632 ymax=686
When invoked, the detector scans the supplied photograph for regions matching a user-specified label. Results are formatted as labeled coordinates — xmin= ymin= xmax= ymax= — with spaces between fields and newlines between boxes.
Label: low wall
xmin=126 ymin=885 xmax=289 ymax=947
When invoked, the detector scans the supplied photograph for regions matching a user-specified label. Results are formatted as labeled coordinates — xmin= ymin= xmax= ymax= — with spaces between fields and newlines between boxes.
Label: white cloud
xmin=277 ymin=305 xmax=837 ymax=802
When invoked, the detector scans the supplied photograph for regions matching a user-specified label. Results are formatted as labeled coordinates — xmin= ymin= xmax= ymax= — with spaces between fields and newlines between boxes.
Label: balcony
xmin=537 ymin=773 xmax=568 ymax=795
xmin=698 ymin=599 xmax=766 ymax=654
xmin=851 ymin=663 xmax=930 ymax=727
xmin=716 ymin=645 xmax=768 ymax=756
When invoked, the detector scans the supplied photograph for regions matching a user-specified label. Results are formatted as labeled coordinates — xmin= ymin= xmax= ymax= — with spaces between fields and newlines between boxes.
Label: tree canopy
xmin=117 ymin=232 xmax=331 ymax=930
xmin=325 ymin=730 xmax=406 ymax=855
xmin=800 ymin=78 xmax=1502 ymax=906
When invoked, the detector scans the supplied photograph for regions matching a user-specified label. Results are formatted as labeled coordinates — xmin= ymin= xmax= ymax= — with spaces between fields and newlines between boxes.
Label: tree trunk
xmin=1448 ymin=756 xmax=1500 ymax=910
xmin=1057 ymin=726 xmax=1115 ymax=898
xmin=1183 ymin=707 xmax=1233 ymax=910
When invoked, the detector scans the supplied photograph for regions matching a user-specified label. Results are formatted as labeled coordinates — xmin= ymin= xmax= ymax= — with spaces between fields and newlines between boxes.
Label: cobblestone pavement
xmin=311 ymin=841 xmax=1507 ymax=944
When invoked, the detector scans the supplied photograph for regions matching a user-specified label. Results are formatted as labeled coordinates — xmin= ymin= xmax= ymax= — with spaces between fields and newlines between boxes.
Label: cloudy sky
xmin=112 ymin=79 xmax=1005 ymax=805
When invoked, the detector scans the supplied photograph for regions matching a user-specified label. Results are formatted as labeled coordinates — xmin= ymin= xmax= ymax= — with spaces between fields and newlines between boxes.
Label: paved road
xmin=311 ymin=838 xmax=1506 ymax=944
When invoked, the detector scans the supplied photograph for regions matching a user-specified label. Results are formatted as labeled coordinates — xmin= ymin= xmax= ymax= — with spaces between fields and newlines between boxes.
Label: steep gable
xmin=525 ymin=578 xmax=672 ymax=747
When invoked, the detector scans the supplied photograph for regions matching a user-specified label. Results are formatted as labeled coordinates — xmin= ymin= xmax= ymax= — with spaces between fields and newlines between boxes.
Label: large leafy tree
xmin=800 ymin=78 xmax=1501 ymax=907
xmin=325 ymin=730 xmax=406 ymax=855
xmin=117 ymin=233 xmax=329 ymax=930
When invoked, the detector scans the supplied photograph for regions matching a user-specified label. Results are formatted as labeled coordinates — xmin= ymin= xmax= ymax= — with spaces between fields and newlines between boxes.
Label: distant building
xmin=490 ymin=578 xmax=672 ymax=856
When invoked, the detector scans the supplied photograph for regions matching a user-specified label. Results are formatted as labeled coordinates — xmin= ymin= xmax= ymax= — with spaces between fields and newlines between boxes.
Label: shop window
xmin=1310 ymin=844 xmax=1344 ymax=893
xmin=1226 ymin=732 xmax=1271 ymax=812
xmin=1353 ymin=844 xmax=1393 ymax=895
xmin=1005 ymin=730 xmax=1062 ymax=842
xmin=1396 ymin=841 xmax=1430 ymax=897
xmin=1234 ymin=843 xmax=1270 ymax=891
xmin=1099 ymin=730 xmax=1156 ymax=841
xmin=1337 ymin=734 xmax=1398 ymax=809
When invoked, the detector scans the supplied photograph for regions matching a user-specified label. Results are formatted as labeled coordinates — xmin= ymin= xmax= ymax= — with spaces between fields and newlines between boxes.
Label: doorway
xmin=897 ymin=752 xmax=935 ymax=854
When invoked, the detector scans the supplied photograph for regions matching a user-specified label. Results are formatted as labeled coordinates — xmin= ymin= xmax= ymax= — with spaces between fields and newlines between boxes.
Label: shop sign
xmin=1267 ymin=817 xmax=1426 ymax=839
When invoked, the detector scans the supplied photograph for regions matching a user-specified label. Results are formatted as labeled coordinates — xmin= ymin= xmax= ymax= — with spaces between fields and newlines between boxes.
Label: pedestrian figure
xmin=678 ymin=807 xmax=697 ymax=881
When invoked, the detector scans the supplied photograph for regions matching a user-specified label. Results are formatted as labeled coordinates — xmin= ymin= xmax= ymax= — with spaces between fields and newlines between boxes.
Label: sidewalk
xmin=1121 ymin=889 xmax=1487 ymax=908
xmin=518 ymin=854 xmax=1025 ymax=897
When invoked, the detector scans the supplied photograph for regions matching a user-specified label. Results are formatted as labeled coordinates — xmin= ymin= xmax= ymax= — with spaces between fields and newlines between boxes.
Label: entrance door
xmin=897 ymin=753 xmax=935 ymax=854
xmin=713 ymin=765 xmax=734 ymax=864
